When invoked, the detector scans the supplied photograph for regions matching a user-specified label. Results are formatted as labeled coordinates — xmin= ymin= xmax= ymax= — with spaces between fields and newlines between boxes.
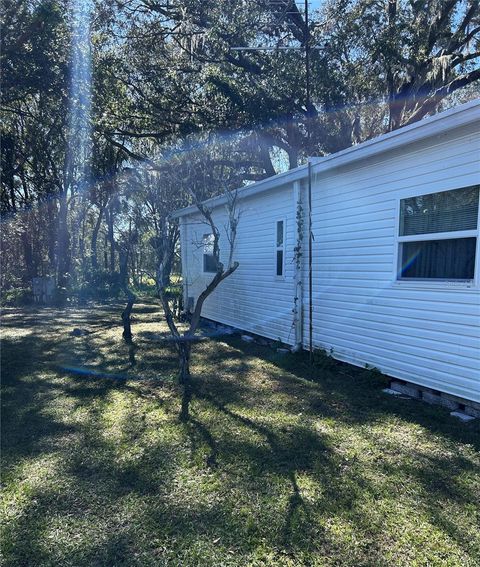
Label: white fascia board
xmin=171 ymin=99 xmax=480 ymax=219
xmin=170 ymin=163 xmax=307 ymax=219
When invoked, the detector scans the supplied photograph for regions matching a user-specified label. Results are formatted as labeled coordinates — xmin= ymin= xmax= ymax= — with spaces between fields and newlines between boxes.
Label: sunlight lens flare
xmin=67 ymin=0 xmax=94 ymax=188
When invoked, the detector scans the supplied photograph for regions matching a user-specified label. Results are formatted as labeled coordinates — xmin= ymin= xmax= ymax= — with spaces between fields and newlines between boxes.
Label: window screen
xmin=203 ymin=234 xmax=217 ymax=273
xmin=277 ymin=220 xmax=284 ymax=247
xmin=276 ymin=250 xmax=284 ymax=276
xmin=400 ymin=186 xmax=479 ymax=236
xmin=398 ymin=186 xmax=479 ymax=281
xmin=276 ymin=221 xmax=284 ymax=277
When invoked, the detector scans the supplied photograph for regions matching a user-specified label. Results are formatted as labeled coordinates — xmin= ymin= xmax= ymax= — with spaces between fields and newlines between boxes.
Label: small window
xmin=275 ymin=220 xmax=285 ymax=277
xmin=203 ymin=233 xmax=217 ymax=273
xmin=397 ymin=186 xmax=479 ymax=281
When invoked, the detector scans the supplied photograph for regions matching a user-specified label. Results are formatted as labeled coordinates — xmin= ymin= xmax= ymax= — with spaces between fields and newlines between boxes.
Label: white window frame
xmin=275 ymin=219 xmax=286 ymax=280
xmin=202 ymin=233 xmax=217 ymax=274
xmin=393 ymin=185 xmax=480 ymax=289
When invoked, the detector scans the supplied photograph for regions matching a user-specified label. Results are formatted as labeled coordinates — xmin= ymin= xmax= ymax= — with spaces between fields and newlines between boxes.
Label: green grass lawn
xmin=1 ymin=304 xmax=479 ymax=566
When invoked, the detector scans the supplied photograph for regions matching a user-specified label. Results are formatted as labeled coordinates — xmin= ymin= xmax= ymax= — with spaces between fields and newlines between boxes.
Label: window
xmin=276 ymin=220 xmax=285 ymax=277
xmin=203 ymin=233 xmax=217 ymax=273
xmin=397 ymin=186 xmax=479 ymax=281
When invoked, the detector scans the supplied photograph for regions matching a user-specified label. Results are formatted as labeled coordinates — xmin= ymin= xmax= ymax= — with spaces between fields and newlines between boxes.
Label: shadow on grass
xmin=218 ymin=335 xmax=480 ymax=451
xmin=2 ymin=306 xmax=480 ymax=566
xmin=1 ymin=332 xmax=175 ymax=565
xmin=193 ymin=389 xmax=327 ymax=548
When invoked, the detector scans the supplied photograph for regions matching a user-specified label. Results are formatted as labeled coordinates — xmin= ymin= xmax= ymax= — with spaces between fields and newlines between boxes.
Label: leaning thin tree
xmin=157 ymin=190 xmax=239 ymax=421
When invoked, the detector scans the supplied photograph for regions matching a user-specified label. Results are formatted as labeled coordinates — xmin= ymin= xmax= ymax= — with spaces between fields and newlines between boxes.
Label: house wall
xmin=306 ymin=121 xmax=480 ymax=402
xmin=181 ymin=183 xmax=298 ymax=344
xmin=180 ymin=119 xmax=480 ymax=403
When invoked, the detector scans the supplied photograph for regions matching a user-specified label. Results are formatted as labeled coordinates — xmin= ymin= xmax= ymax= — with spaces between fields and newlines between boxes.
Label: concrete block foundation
xmin=388 ymin=379 xmax=477 ymax=420
xmin=421 ymin=391 xmax=460 ymax=411
xmin=464 ymin=405 xmax=480 ymax=419
xmin=390 ymin=381 xmax=421 ymax=398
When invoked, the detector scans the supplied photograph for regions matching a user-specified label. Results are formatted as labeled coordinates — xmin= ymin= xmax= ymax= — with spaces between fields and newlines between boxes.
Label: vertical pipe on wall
xmin=293 ymin=181 xmax=303 ymax=350
xmin=307 ymin=160 xmax=313 ymax=364
xmin=179 ymin=216 xmax=189 ymax=312
xmin=304 ymin=0 xmax=314 ymax=363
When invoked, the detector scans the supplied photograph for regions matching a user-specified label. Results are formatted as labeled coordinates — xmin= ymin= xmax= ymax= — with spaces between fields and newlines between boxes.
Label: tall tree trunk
xmin=286 ymin=122 xmax=300 ymax=168
xmin=56 ymin=192 xmax=70 ymax=290
xmin=178 ymin=342 xmax=192 ymax=421
xmin=47 ymin=200 xmax=57 ymax=274
xmin=79 ymin=206 xmax=88 ymax=277
xmin=70 ymin=202 xmax=82 ymax=284
xmin=119 ymin=245 xmax=136 ymax=343
xmin=121 ymin=290 xmax=136 ymax=342
xmin=106 ymin=207 xmax=116 ymax=274
xmin=22 ymin=219 xmax=34 ymax=284
xmin=3 ymin=134 xmax=16 ymax=212
xmin=104 ymin=233 xmax=108 ymax=270
xmin=91 ymin=206 xmax=104 ymax=271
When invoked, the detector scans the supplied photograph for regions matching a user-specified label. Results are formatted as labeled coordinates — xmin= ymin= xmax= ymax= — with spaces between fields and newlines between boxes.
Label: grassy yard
xmin=1 ymin=304 xmax=479 ymax=566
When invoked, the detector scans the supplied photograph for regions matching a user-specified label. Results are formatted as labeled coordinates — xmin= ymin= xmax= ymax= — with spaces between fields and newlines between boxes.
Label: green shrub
xmin=1 ymin=287 xmax=33 ymax=306
xmin=73 ymin=271 xmax=122 ymax=303
xmin=313 ymin=347 xmax=337 ymax=371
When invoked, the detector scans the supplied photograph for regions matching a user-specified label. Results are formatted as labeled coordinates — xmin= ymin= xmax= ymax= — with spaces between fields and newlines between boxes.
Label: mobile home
xmin=172 ymin=100 xmax=480 ymax=404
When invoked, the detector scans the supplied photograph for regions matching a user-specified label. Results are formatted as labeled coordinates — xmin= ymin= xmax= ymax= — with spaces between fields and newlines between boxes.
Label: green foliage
xmin=363 ymin=364 xmax=390 ymax=387
xmin=313 ymin=347 xmax=339 ymax=373
xmin=73 ymin=270 xmax=123 ymax=303
xmin=293 ymin=201 xmax=304 ymax=269
xmin=131 ymin=281 xmax=158 ymax=298
xmin=0 ymin=287 xmax=32 ymax=306
xmin=164 ymin=284 xmax=182 ymax=300
xmin=2 ymin=0 xmax=479 ymax=303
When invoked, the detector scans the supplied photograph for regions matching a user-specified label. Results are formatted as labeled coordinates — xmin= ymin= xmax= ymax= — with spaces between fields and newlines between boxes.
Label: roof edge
xmin=170 ymin=163 xmax=307 ymax=219
xmin=171 ymin=99 xmax=480 ymax=219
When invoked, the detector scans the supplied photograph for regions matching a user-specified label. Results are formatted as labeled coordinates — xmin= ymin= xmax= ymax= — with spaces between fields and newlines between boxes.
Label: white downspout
xmin=179 ymin=216 xmax=189 ymax=312
xmin=292 ymin=181 xmax=304 ymax=351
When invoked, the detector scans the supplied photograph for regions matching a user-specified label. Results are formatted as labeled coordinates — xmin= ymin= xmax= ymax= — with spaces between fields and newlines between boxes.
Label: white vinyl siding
xmin=179 ymin=110 xmax=480 ymax=403
xmin=182 ymin=185 xmax=296 ymax=345
xmin=306 ymin=120 xmax=480 ymax=402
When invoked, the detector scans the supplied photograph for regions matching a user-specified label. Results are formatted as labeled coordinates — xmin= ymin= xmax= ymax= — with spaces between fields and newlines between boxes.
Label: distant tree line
xmin=1 ymin=0 xmax=479 ymax=303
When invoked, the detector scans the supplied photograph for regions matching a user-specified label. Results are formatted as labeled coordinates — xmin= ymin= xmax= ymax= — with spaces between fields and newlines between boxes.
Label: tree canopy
xmin=1 ymin=0 xmax=479 ymax=301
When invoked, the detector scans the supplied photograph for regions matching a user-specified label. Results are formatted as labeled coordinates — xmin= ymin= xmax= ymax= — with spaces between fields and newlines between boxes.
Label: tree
xmin=1 ymin=0 xmax=70 ymax=290
xmin=155 ymin=159 xmax=240 ymax=421
xmin=97 ymin=0 xmax=479 ymax=180
xmin=320 ymin=0 xmax=480 ymax=133
xmin=2 ymin=0 xmax=478 ymax=311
